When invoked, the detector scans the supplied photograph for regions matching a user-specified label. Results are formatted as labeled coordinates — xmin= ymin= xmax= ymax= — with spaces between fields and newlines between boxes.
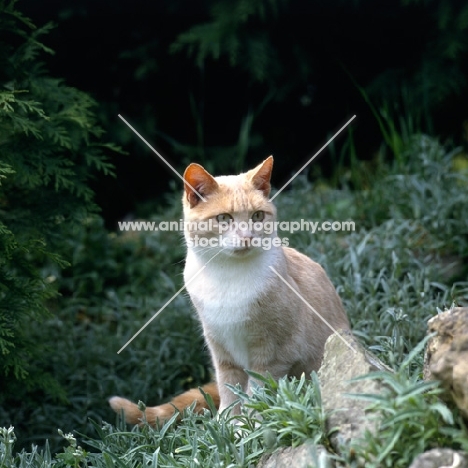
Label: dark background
xmin=19 ymin=0 xmax=468 ymax=225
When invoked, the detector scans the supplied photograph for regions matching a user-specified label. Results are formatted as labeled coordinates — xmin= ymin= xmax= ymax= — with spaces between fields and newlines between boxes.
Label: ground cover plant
xmin=1 ymin=132 xmax=468 ymax=467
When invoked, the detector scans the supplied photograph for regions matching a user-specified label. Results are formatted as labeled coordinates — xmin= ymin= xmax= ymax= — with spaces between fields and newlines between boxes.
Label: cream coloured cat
xmin=110 ymin=156 xmax=349 ymax=424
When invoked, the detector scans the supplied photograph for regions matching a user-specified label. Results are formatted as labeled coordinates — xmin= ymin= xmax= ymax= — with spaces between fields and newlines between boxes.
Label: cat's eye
xmin=252 ymin=211 xmax=265 ymax=222
xmin=216 ymin=213 xmax=233 ymax=222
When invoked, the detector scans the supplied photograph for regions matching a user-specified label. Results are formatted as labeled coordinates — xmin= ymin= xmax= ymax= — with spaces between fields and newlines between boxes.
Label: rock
xmin=318 ymin=329 xmax=392 ymax=451
xmin=408 ymin=448 xmax=468 ymax=468
xmin=424 ymin=307 xmax=468 ymax=419
xmin=257 ymin=441 xmax=334 ymax=468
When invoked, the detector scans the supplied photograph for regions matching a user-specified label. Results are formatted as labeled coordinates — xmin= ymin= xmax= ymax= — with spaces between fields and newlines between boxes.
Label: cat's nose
xmin=236 ymin=230 xmax=254 ymax=249
xmin=237 ymin=230 xmax=253 ymax=241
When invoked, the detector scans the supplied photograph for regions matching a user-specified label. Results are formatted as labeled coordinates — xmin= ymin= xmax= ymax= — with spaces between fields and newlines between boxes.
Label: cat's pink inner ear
xmin=183 ymin=163 xmax=218 ymax=208
xmin=250 ymin=155 xmax=273 ymax=197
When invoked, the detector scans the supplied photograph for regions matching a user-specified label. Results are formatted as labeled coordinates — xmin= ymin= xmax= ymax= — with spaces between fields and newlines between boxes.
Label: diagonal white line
xmin=117 ymin=282 xmax=192 ymax=354
xmin=269 ymin=115 xmax=356 ymax=202
xmin=117 ymin=249 xmax=224 ymax=354
xmin=118 ymin=114 xmax=207 ymax=202
xmin=269 ymin=266 xmax=356 ymax=353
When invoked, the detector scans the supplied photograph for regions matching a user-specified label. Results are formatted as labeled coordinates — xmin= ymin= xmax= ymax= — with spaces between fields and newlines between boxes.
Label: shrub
xmin=0 ymin=0 xmax=116 ymax=401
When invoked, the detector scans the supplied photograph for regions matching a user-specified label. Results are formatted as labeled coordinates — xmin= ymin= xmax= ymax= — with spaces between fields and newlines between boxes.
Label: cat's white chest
xmin=184 ymin=249 xmax=278 ymax=368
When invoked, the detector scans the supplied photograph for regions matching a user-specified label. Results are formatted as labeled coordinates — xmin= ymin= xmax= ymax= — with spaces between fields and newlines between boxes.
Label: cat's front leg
xmin=215 ymin=360 xmax=248 ymax=415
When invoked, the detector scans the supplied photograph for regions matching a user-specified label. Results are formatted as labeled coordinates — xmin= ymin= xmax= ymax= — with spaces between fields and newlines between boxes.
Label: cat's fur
xmin=109 ymin=156 xmax=349 ymax=425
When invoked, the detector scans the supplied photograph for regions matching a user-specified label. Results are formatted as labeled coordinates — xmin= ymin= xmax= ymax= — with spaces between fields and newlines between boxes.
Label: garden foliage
xmin=0 ymin=0 xmax=115 ymax=398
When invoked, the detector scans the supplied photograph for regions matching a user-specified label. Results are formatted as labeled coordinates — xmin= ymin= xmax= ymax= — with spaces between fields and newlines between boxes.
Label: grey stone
xmin=408 ymin=448 xmax=468 ymax=468
xmin=424 ymin=307 xmax=468 ymax=420
xmin=257 ymin=441 xmax=334 ymax=468
xmin=318 ymin=329 xmax=392 ymax=450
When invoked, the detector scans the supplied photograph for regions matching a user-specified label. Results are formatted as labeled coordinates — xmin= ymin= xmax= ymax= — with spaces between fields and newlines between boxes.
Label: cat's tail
xmin=108 ymin=382 xmax=220 ymax=426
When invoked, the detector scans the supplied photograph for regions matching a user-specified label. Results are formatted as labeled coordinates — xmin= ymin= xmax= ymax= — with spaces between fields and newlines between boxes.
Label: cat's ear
xmin=183 ymin=163 xmax=219 ymax=208
xmin=248 ymin=155 xmax=273 ymax=197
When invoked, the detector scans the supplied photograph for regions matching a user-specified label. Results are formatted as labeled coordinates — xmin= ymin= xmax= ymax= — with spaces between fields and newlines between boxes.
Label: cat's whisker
xmin=191 ymin=244 xmax=223 ymax=258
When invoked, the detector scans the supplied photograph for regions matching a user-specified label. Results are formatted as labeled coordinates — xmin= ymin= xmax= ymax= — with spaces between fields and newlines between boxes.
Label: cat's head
xmin=182 ymin=157 xmax=278 ymax=259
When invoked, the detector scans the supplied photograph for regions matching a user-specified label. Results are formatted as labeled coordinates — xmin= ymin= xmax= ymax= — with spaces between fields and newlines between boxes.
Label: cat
xmin=109 ymin=156 xmax=350 ymax=425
